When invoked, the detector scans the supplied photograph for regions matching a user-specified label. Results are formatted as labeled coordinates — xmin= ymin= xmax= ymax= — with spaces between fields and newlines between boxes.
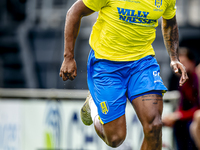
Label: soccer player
xmin=163 ymin=47 xmax=199 ymax=149
xmin=59 ymin=0 xmax=188 ymax=149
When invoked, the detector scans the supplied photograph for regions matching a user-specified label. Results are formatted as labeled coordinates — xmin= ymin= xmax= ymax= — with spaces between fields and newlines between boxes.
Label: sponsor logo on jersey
xmin=117 ymin=7 xmax=157 ymax=25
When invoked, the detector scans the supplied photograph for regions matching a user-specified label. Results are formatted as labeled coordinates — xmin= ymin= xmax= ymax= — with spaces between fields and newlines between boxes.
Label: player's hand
xmin=59 ymin=58 xmax=77 ymax=81
xmin=162 ymin=112 xmax=182 ymax=127
xmin=170 ymin=60 xmax=188 ymax=86
xmin=162 ymin=115 xmax=175 ymax=127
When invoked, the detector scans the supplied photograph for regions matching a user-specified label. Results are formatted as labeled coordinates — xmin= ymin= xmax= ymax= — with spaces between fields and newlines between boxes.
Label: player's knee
xmin=143 ymin=120 xmax=162 ymax=139
xmin=193 ymin=111 xmax=200 ymax=129
xmin=194 ymin=110 xmax=200 ymax=124
xmin=107 ymin=133 xmax=126 ymax=148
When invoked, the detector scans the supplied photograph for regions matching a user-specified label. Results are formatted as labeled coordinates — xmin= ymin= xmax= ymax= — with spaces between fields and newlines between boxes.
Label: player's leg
xmin=88 ymin=79 xmax=127 ymax=147
xmin=131 ymin=93 xmax=163 ymax=150
xmin=190 ymin=110 xmax=200 ymax=149
xmin=81 ymin=92 xmax=127 ymax=147
xmin=126 ymin=55 xmax=167 ymax=150
xmin=86 ymin=90 xmax=127 ymax=147
xmin=93 ymin=114 xmax=126 ymax=147
xmin=82 ymin=49 xmax=128 ymax=147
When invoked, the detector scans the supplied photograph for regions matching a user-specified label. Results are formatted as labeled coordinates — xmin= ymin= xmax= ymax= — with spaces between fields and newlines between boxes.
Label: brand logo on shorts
xmin=100 ymin=102 xmax=109 ymax=114
xmin=153 ymin=71 xmax=160 ymax=76
xmin=153 ymin=71 xmax=163 ymax=83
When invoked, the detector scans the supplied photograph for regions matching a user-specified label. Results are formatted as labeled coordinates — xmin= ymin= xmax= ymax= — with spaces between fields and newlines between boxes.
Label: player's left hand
xmin=170 ymin=60 xmax=188 ymax=86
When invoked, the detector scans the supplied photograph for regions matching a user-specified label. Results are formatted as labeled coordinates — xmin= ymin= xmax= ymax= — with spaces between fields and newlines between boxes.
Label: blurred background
xmin=0 ymin=0 xmax=199 ymax=150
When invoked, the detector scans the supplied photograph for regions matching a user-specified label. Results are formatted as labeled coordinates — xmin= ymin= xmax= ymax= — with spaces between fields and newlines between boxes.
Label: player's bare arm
xmin=162 ymin=16 xmax=188 ymax=86
xmin=60 ymin=0 xmax=94 ymax=81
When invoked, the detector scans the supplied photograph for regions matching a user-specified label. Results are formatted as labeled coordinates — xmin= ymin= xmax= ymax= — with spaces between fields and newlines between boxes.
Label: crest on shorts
xmin=100 ymin=101 xmax=109 ymax=114
xmin=155 ymin=0 xmax=162 ymax=8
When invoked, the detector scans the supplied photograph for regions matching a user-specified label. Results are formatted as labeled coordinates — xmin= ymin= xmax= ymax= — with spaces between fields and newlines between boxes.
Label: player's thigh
xmin=87 ymin=49 xmax=128 ymax=124
xmin=131 ymin=94 xmax=163 ymax=127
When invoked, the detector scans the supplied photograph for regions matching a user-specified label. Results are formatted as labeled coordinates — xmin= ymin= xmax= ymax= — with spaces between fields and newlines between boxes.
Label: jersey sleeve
xmin=82 ymin=0 xmax=108 ymax=12
xmin=162 ymin=0 xmax=176 ymax=19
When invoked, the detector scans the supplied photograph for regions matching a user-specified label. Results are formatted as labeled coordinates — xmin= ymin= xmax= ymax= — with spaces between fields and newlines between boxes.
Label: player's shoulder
xmin=82 ymin=0 xmax=109 ymax=12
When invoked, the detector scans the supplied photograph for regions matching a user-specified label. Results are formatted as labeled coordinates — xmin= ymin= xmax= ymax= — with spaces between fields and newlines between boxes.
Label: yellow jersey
xmin=82 ymin=0 xmax=176 ymax=61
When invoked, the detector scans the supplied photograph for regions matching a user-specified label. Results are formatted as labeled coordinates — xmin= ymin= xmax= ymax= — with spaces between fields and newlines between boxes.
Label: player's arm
xmin=60 ymin=0 xmax=94 ymax=81
xmin=161 ymin=15 xmax=188 ymax=86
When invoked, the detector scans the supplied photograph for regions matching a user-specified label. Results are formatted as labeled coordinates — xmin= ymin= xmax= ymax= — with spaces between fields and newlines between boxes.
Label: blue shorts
xmin=87 ymin=49 xmax=167 ymax=124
